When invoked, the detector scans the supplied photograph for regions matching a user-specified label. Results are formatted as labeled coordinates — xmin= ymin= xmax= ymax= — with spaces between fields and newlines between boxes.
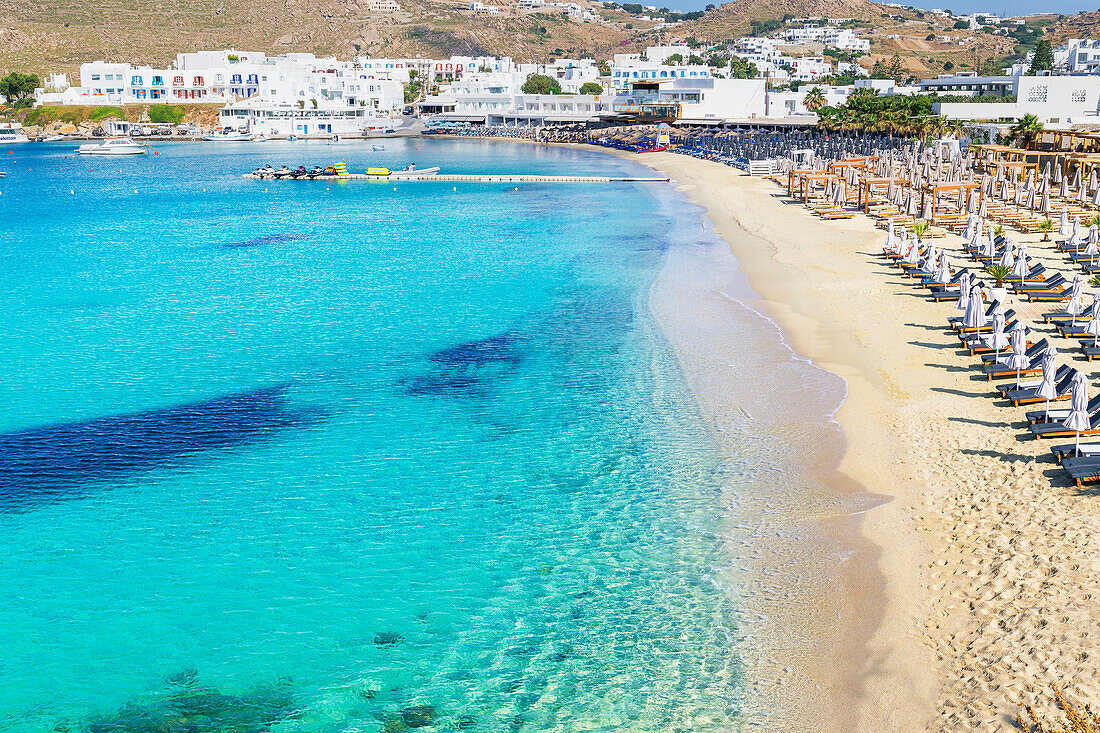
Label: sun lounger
xmin=981 ymin=339 xmax=1049 ymax=380
xmin=1059 ymin=455 xmax=1100 ymax=487
xmin=980 ymin=338 xmax=1045 ymax=365
xmin=1029 ymin=410 xmax=1100 ymax=439
xmin=1024 ymin=388 xmax=1094 ymax=420
xmin=1050 ymin=442 xmax=1100 ymax=461
xmin=1001 ymin=367 xmax=1072 ymax=406
xmin=1043 ymin=303 xmax=1095 ymax=323
xmin=1014 ymin=273 xmax=1067 ymax=293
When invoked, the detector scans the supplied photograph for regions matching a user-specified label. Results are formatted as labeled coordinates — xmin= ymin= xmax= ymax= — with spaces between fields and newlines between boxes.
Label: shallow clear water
xmin=0 ymin=139 xmax=743 ymax=732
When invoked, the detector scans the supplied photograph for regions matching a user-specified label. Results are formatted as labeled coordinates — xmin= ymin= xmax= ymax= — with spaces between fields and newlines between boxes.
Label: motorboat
xmin=390 ymin=164 xmax=440 ymax=178
xmin=0 ymin=122 xmax=30 ymax=143
xmin=203 ymin=127 xmax=255 ymax=142
xmin=372 ymin=144 xmax=385 ymax=151
xmin=253 ymin=165 xmax=277 ymax=177
xmin=78 ymin=138 xmax=147 ymax=156
xmin=41 ymin=134 xmax=65 ymax=142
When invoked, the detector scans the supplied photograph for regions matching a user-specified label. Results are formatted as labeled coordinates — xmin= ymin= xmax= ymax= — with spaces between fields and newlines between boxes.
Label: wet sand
xmin=614 ymin=150 xmax=1098 ymax=731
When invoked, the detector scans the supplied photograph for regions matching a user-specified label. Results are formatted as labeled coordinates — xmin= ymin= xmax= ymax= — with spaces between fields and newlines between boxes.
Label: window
xmin=1027 ymin=84 xmax=1047 ymax=103
xmin=193 ymin=76 xmax=203 ymax=86
xmin=153 ymin=76 xmax=163 ymax=85
xmin=131 ymin=76 xmax=142 ymax=85
xmin=173 ymin=76 xmax=184 ymax=86
xmin=91 ymin=74 xmax=101 ymax=81
xmin=1072 ymin=89 xmax=1087 ymax=103
xmin=231 ymin=74 xmax=242 ymax=84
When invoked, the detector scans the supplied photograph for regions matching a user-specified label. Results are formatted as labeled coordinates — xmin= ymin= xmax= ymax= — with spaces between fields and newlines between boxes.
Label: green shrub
xmin=89 ymin=106 xmax=126 ymax=122
xmin=148 ymin=104 xmax=186 ymax=124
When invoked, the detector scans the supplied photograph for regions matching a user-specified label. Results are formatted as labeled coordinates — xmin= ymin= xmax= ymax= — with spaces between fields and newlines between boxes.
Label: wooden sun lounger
xmin=1060 ymin=455 xmax=1100 ymax=487
xmin=1029 ymin=414 xmax=1100 ymax=439
xmin=1023 ymin=386 xmax=1091 ymax=418
xmin=1050 ymin=443 xmax=1100 ymax=462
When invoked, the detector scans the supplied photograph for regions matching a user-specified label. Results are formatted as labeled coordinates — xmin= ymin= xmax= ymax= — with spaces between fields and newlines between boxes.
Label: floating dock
xmin=243 ymin=173 xmax=669 ymax=183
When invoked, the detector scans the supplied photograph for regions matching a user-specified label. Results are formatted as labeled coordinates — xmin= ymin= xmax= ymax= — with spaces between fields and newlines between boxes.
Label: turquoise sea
xmin=0 ymin=139 xmax=748 ymax=732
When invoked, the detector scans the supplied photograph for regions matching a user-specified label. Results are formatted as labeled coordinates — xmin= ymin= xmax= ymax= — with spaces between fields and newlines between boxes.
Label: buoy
xmin=134 ymin=189 xmax=138 ymax=193
xmin=202 ymin=188 xmax=206 ymax=192
xmin=70 ymin=189 xmax=74 ymax=194
xmin=453 ymin=186 xmax=456 ymax=191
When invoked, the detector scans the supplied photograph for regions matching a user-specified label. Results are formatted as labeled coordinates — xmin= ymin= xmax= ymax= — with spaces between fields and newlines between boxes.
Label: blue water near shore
xmin=0 ymin=139 xmax=742 ymax=732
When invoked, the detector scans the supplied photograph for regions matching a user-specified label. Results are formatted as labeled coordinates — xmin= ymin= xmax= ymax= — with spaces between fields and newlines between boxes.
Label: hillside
xmin=1 ymin=0 xmax=1099 ymax=81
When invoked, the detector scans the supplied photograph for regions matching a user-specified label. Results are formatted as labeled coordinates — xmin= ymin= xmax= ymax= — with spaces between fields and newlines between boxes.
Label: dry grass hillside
xmin=2 ymin=0 xmax=1100 ymax=81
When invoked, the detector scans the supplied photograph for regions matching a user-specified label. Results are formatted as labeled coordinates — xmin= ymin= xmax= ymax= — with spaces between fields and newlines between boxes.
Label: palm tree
xmin=1009 ymin=114 xmax=1044 ymax=149
xmin=804 ymin=87 xmax=827 ymax=112
xmin=985 ymin=264 xmax=1011 ymax=287
xmin=1038 ymin=218 xmax=1054 ymax=241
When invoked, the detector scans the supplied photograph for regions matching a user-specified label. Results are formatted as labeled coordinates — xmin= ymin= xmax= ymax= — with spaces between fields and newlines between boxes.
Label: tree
xmin=579 ymin=81 xmax=603 ymax=95
xmin=665 ymin=53 xmax=683 ymax=65
xmin=1029 ymin=39 xmax=1054 ymax=74
xmin=730 ymin=56 xmax=758 ymax=79
xmin=704 ymin=2 xmax=714 ymax=9
xmin=597 ymin=60 xmax=611 ymax=76
xmin=0 ymin=72 xmax=40 ymax=105
xmin=1009 ymin=113 xmax=1043 ymax=148
xmin=953 ymin=19 xmax=969 ymax=29
xmin=521 ymin=73 xmax=561 ymax=95
xmin=803 ymin=86 xmax=827 ymax=112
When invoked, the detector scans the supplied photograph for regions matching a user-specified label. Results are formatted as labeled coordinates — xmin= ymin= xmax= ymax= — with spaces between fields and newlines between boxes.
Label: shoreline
xmin=607 ymin=147 xmax=1098 ymax=732
xmin=630 ymin=149 xmax=919 ymax=731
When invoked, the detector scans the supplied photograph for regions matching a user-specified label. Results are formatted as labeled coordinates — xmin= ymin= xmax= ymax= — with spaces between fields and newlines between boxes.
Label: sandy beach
xmin=610 ymin=150 xmax=1099 ymax=731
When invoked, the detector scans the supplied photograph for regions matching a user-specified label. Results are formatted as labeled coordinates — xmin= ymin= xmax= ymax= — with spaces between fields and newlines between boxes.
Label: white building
xmin=934 ymin=75 xmax=1100 ymax=124
xmin=610 ymin=53 xmax=711 ymax=91
xmin=615 ymin=78 xmax=766 ymax=121
xmin=767 ymin=84 xmax=853 ymax=117
xmin=218 ymin=98 xmax=394 ymax=136
xmin=487 ymin=92 xmax=616 ymax=125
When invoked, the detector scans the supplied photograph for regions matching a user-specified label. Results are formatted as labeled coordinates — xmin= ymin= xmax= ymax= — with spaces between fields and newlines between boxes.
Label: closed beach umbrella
xmin=1007 ymin=322 xmax=1030 ymax=388
xmin=936 ymin=253 xmax=950 ymax=284
xmin=922 ymin=196 xmax=934 ymax=222
xmin=1067 ymin=275 xmax=1087 ymax=326
xmin=923 ymin=244 xmax=938 ymax=274
xmin=986 ymin=306 xmax=1009 ymax=361
xmin=1061 ymin=210 xmax=1071 ymax=239
xmin=884 ymin=220 xmax=896 ymax=252
xmin=957 ymin=186 xmax=967 ymax=210
xmin=1084 ymin=303 xmax=1100 ymax=347
xmin=1059 ymin=174 xmax=1069 ymax=199
xmin=1090 ymin=168 xmax=1098 ymax=194
xmin=999 ymin=246 xmax=1015 ymax=269
xmin=1041 ymin=187 xmax=1051 ymax=214
xmin=1063 ymin=371 xmax=1092 ymax=455
xmin=956 ymin=272 xmax=972 ymax=312
xmin=1073 ymin=216 xmax=1081 ymax=242
xmin=963 ymin=284 xmax=986 ymax=331
xmin=1037 ymin=346 xmax=1059 ymax=420
xmin=1087 ymin=231 xmax=1100 ymax=265
xmin=1011 ymin=246 xmax=1029 ymax=279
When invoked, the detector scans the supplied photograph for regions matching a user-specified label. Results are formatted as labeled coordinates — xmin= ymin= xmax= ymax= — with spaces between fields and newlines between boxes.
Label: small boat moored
xmin=78 ymin=138 xmax=147 ymax=156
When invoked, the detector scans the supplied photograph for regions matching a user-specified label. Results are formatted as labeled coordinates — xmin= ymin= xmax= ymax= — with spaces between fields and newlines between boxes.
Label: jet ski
xmin=290 ymin=165 xmax=310 ymax=179
xmin=253 ymin=164 xmax=277 ymax=177
xmin=307 ymin=166 xmax=325 ymax=178
xmin=273 ymin=165 xmax=293 ymax=178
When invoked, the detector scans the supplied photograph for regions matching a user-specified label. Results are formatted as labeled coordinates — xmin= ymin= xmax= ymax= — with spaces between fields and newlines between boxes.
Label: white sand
xmin=615 ymin=150 xmax=1099 ymax=731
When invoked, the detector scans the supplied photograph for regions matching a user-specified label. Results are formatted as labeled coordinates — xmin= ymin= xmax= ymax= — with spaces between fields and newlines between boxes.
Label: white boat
xmin=202 ymin=127 xmax=255 ymax=142
xmin=372 ymin=144 xmax=385 ymax=151
xmin=41 ymin=134 xmax=65 ymax=142
xmin=389 ymin=165 xmax=440 ymax=178
xmin=78 ymin=138 xmax=147 ymax=156
xmin=0 ymin=122 xmax=30 ymax=143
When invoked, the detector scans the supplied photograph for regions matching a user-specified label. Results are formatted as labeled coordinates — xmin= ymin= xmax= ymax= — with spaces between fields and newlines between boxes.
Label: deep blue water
xmin=0 ymin=138 xmax=742 ymax=732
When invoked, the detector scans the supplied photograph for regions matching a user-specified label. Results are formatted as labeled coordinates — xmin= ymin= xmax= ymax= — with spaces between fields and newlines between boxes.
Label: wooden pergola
xmin=797 ymin=172 xmax=842 ymax=202
xmin=858 ymin=176 xmax=907 ymax=211
xmin=923 ymin=181 xmax=981 ymax=222
xmin=970 ymin=144 xmax=1043 ymax=178
xmin=1048 ymin=129 xmax=1100 ymax=154
xmin=830 ymin=156 xmax=878 ymax=173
